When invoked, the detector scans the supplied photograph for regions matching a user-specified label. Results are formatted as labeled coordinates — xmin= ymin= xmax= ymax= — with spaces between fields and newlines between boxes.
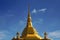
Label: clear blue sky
xmin=0 ymin=0 xmax=60 ymax=40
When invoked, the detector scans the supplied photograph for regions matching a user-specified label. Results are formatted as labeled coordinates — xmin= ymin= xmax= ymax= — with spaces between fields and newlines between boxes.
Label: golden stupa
xmin=12 ymin=5 xmax=51 ymax=40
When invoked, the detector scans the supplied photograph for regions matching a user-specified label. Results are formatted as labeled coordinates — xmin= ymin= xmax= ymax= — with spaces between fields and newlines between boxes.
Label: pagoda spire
xmin=26 ymin=4 xmax=33 ymax=27
xmin=21 ymin=5 xmax=42 ymax=39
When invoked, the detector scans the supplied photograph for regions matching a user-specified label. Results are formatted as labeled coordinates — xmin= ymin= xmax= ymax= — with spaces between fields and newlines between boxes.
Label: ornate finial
xmin=28 ymin=4 xmax=30 ymax=18
xmin=44 ymin=32 xmax=47 ymax=39
xmin=16 ymin=32 xmax=20 ymax=38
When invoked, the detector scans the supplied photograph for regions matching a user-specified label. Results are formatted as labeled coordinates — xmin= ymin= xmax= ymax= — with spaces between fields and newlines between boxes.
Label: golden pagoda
xmin=12 ymin=5 xmax=51 ymax=40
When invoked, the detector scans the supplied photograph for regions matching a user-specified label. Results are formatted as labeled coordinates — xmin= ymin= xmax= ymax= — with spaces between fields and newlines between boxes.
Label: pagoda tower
xmin=12 ymin=5 xmax=51 ymax=40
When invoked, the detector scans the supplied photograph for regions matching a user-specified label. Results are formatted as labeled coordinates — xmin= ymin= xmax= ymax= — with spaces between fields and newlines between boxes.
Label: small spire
xmin=44 ymin=32 xmax=47 ymax=39
xmin=16 ymin=32 xmax=20 ymax=38
xmin=26 ymin=4 xmax=33 ymax=27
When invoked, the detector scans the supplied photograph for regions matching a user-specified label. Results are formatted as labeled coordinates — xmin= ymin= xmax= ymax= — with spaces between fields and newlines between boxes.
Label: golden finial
xmin=26 ymin=4 xmax=33 ymax=27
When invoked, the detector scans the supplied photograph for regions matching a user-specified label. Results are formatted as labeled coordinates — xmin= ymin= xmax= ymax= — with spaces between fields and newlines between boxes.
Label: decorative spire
xmin=21 ymin=5 xmax=42 ymax=39
xmin=26 ymin=4 xmax=33 ymax=27
xmin=44 ymin=32 xmax=47 ymax=39
xmin=16 ymin=32 xmax=20 ymax=39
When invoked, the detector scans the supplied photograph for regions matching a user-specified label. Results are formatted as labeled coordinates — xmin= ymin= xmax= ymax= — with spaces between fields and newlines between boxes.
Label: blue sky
xmin=0 ymin=0 xmax=60 ymax=40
